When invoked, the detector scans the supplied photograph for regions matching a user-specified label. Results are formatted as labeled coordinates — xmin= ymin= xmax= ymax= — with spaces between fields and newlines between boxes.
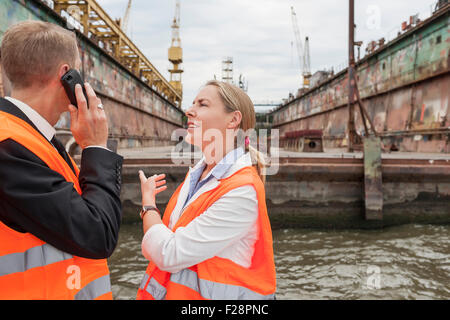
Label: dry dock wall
xmin=0 ymin=0 xmax=184 ymax=151
xmin=120 ymin=158 xmax=450 ymax=229
xmin=271 ymin=7 xmax=450 ymax=153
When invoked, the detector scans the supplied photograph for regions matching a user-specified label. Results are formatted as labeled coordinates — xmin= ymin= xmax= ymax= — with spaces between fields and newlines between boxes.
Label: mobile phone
xmin=60 ymin=69 xmax=88 ymax=108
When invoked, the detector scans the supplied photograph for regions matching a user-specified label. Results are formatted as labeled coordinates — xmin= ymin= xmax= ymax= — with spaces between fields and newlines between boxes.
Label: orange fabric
xmin=137 ymin=165 xmax=276 ymax=300
xmin=95 ymin=292 xmax=114 ymax=300
xmin=0 ymin=111 xmax=111 ymax=300
xmin=166 ymin=281 xmax=204 ymax=300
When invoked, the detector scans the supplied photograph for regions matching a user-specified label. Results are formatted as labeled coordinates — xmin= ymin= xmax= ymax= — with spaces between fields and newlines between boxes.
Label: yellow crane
xmin=290 ymin=6 xmax=311 ymax=88
xmin=53 ymin=0 xmax=182 ymax=107
xmin=303 ymin=36 xmax=311 ymax=87
xmin=168 ymin=0 xmax=183 ymax=96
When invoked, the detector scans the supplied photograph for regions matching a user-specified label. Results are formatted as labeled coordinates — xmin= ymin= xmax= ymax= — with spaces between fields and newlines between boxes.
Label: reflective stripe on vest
xmin=0 ymin=111 xmax=112 ymax=300
xmin=139 ymin=272 xmax=167 ymax=299
xmin=0 ymin=243 xmax=72 ymax=277
xmin=170 ymin=269 xmax=275 ymax=300
xmin=0 ymin=242 xmax=111 ymax=300
xmin=139 ymin=273 xmax=150 ymax=290
xmin=144 ymin=276 xmax=167 ymax=300
xmin=136 ymin=166 xmax=276 ymax=300
xmin=74 ymin=274 xmax=112 ymax=300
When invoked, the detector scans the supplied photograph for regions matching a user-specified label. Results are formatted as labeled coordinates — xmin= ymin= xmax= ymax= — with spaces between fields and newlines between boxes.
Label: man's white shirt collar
xmin=5 ymin=96 xmax=56 ymax=141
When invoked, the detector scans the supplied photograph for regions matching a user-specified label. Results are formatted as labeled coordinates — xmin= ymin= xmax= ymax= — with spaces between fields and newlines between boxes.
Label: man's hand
xmin=68 ymin=83 xmax=108 ymax=149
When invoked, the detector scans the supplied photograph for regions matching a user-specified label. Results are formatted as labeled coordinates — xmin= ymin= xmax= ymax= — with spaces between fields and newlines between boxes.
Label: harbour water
xmin=108 ymin=223 xmax=450 ymax=300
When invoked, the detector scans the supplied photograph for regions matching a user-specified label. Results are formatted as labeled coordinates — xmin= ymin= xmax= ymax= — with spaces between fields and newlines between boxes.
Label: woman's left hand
xmin=139 ymin=171 xmax=167 ymax=206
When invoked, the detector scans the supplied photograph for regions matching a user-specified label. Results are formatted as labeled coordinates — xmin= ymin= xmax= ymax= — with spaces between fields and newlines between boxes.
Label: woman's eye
xmin=200 ymin=104 xmax=207 ymax=107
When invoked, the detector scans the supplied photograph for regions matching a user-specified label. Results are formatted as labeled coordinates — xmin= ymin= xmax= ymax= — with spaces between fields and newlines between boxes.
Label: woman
xmin=136 ymin=80 xmax=276 ymax=300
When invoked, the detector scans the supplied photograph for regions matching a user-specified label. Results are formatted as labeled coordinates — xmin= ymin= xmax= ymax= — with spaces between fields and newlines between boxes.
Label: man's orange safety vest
xmin=136 ymin=165 xmax=276 ymax=300
xmin=0 ymin=111 xmax=112 ymax=300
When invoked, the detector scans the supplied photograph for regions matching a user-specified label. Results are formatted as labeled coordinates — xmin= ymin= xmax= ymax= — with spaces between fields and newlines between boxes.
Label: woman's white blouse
xmin=141 ymin=151 xmax=259 ymax=274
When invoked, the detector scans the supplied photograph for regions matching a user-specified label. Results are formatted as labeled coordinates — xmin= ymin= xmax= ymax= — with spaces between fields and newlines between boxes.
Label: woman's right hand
xmin=138 ymin=171 xmax=167 ymax=207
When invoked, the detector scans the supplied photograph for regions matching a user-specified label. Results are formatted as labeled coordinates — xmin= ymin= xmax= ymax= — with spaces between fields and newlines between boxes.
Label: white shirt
xmin=141 ymin=151 xmax=259 ymax=273
xmin=5 ymin=96 xmax=109 ymax=151
xmin=5 ymin=97 xmax=56 ymax=141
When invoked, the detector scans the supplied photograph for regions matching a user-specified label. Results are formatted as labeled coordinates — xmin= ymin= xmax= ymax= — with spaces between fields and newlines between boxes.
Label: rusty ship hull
xmin=271 ymin=5 xmax=450 ymax=154
xmin=0 ymin=0 xmax=184 ymax=153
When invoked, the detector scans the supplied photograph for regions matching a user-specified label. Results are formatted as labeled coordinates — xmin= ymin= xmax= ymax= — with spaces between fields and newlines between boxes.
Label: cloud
xmin=96 ymin=0 xmax=436 ymax=110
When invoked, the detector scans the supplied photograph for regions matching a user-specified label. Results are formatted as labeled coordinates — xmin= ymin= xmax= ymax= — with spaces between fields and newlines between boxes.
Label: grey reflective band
xmin=145 ymin=276 xmax=167 ymax=300
xmin=74 ymin=274 xmax=111 ymax=300
xmin=139 ymin=273 xmax=150 ymax=290
xmin=0 ymin=243 xmax=73 ymax=277
xmin=170 ymin=269 xmax=275 ymax=300
xmin=0 ymin=243 xmax=111 ymax=300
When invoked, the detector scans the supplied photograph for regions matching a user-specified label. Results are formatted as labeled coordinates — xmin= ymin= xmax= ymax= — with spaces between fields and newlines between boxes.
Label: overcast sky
xmin=96 ymin=0 xmax=436 ymax=110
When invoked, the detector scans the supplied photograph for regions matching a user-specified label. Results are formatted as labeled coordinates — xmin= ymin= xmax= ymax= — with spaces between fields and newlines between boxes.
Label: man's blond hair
xmin=0 ymin=20 xmax=78 ymax=89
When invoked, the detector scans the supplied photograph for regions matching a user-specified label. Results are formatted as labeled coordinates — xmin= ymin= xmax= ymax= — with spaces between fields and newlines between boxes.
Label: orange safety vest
xmin=0 ymin=111 xmax=112 ymax=300
xmin=136 ymin=165 xmax=276 ymax=300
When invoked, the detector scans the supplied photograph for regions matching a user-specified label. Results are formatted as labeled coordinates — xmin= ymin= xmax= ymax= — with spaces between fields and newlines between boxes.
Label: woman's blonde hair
xmin=205 ymin=80 xmax=267 ymax=184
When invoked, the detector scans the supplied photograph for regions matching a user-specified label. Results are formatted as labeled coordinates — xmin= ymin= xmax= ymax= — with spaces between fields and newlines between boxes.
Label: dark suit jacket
xmin=0 ymin=97 xmax=123 ymax=259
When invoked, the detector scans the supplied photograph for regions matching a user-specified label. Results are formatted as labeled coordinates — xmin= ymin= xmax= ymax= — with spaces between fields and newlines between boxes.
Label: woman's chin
xmin=184 ymin=132 xmax=201 ymax=148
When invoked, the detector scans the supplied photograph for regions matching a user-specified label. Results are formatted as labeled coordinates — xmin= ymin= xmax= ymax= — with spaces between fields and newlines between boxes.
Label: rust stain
xmin=420 ymin=104 xmax=426 ymax=122
xmin=0 ymin=0 xmax=184 ymax=150
xmin=272 ymin=8 xmax=450 ymax=153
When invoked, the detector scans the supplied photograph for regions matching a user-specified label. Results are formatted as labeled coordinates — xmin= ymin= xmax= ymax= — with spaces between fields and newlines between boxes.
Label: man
xmin=0 ymin=21 xmax=123 ymax=299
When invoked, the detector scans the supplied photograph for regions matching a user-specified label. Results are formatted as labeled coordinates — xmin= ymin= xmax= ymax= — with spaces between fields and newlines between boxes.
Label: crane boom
xmin=121 ymin=0 xmax=132 ymax=34
xmin=168 ymin=0 xmax=183 ymax=96
xmin=291 ymin=6 xmax=311 ymax=88
xmin=303 ymin=36 xmax=311 ymax=87
xmin=171 ymin=0 xmax=181 ymax=47
xmin=291 ymin=6 xmax=304 ymax=79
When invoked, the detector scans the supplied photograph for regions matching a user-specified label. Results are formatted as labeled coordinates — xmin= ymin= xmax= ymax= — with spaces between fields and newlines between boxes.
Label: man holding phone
xmin=0 ymin=21 xmax=123 ymax=299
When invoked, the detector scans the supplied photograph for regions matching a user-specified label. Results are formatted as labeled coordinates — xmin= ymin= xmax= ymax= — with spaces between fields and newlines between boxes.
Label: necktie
xmin=50 ymin=136 xmax=76 ymax=175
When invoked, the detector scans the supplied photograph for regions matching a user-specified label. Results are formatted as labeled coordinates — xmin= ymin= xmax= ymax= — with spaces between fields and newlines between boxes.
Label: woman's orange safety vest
xmin=0 ymin=111 xmax=112 ymax=300
xmin=136 ymin=165 xmax=276 ymax=300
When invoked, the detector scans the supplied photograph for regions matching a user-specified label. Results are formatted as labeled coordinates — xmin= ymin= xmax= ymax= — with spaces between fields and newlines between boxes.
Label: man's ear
xmin=58 ymin=64 xmax=70 ymax=80
xmin=227 ymin=110 xmax=242 ymax=130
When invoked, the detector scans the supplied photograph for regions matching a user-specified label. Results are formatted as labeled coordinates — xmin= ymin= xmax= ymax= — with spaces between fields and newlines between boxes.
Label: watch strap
xmin=140 ymin=205 xmax=161 ymax=219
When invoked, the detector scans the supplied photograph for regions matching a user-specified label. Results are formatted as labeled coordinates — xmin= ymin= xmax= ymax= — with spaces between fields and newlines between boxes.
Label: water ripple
xmin=273 ymin=224 xmax=450 ymax=300
xmin=108 ymin=223 xmax=450 ymax=300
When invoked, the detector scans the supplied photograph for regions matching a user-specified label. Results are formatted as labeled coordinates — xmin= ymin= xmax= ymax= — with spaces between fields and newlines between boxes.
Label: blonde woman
xmin=136 ymin=80 xmax=276 ymax=300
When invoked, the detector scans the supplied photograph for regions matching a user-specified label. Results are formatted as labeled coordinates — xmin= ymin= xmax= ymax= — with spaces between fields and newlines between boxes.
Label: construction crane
xmin=121 ymin=0 xmax=132 ymax=34
xmin=221 ymin=57 xmax=234 ymax=84
xmin=114 ymin=0 xmax=132 ymax=34
xmin=290 ymin=6 xmax=311 ymax=88
xmin=54 ymin=0 xmax=182 ymax=107
xmin=168 ymin=0 xmax=183 ymax=96
xmin=238 ymin=74 xmax=248 ymax=92
xmin=303 ymin=36 xmax=311 ymax=87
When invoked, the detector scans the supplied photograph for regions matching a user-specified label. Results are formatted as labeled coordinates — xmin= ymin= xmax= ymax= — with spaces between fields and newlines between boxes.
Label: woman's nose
xmin=185 ymin=106 xmax=196 ymax=118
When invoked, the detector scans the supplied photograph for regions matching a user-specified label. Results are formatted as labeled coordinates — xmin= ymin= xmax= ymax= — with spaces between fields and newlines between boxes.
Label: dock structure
xmin=271 ymin=4 xmax=450 ymax=154
xmin=1 ymin=0 xmax=449 ymax=228
xmin=0 ymin=0 xmax=184 ymax=152
xmin=115 ymin=147 xmax=450 ymax=228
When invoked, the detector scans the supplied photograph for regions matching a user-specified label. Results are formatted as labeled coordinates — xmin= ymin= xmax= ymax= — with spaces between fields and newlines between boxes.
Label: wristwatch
xmin=140 ymin=205 xmax=161 ymax=220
